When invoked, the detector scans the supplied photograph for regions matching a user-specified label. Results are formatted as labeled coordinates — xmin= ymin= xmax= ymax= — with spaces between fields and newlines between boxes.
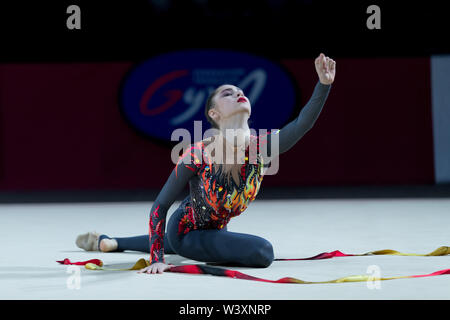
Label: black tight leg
xmin=98 ymin=233 xmax=176 ymax=254
xmin=100 ymin=205 xmax=274 ymax=268
xmin=166 ymin=207 xmax=274 ymax=268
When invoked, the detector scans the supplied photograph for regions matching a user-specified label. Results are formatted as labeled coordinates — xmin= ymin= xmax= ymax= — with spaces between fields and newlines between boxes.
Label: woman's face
xmin=209 ymin=85 xmax=251 ymax=125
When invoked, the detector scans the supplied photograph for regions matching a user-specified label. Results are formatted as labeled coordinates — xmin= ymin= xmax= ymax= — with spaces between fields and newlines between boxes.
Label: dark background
xmin=1 ymin=1 xmax=448 ymax=61
xmin=0 ymin=0 xmax=449 ymax=202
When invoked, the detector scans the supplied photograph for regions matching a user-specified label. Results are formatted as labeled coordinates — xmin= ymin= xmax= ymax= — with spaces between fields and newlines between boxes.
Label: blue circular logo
xmin=119 ymin=50 xmax=297 ymax=141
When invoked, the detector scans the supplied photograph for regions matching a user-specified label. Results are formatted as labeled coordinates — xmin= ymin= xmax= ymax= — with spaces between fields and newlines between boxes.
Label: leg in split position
xmin=75 ymin=206 xmax=274 ymax=268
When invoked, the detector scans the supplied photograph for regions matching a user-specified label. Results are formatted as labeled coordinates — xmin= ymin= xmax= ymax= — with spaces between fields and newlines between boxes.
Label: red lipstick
xmin=237 ymin=97 xmax=247 ymax=103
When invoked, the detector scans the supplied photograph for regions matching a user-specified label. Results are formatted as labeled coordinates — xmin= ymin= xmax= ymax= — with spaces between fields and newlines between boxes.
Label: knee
xmin=250 ymin=240 xmax=274 ymax=268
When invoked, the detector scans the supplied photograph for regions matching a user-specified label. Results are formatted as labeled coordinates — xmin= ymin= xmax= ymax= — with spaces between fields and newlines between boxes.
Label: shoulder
xmin=254 ymin=130 xmax=280 ymax=144
xmin=177 ymin=141 xmax=205 ymax=171
xmin=201 ymin=136 xmax=215 ymax=148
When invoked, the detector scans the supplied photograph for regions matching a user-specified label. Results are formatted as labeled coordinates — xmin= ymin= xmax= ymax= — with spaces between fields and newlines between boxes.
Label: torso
xmin=177 ymin=135 xmax=264 ymax=235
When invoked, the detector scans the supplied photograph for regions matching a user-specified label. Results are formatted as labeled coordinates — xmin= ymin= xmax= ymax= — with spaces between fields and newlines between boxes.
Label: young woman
xmin=76 ymin=53 xmax=335 ymax=274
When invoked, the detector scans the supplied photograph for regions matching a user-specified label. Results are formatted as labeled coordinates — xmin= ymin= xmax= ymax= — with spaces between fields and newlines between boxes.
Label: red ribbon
xmin=56 ymin=258 xmax=103 ymax=266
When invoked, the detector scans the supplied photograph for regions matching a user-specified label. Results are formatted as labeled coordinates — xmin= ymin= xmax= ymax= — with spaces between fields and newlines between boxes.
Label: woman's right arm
xmin=140 ymin=144 xmax=202 ymax=274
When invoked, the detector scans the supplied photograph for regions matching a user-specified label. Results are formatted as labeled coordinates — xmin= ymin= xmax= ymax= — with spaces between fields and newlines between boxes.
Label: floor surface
xmin=1 ymin=198 xmax=450 ymax=299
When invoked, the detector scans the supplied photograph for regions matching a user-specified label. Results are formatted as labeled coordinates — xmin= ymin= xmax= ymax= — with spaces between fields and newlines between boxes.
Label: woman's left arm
xmin=262 ymin=53 xmax=335 ymax=158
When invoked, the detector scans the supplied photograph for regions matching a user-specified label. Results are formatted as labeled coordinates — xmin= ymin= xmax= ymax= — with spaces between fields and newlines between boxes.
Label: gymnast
xmin=76 ymin=53 xmax=335 ymax=274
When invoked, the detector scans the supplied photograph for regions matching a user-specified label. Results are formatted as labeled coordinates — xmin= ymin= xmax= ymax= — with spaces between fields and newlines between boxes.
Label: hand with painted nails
xmin=315 ymin=53 xmax=336 ymax=85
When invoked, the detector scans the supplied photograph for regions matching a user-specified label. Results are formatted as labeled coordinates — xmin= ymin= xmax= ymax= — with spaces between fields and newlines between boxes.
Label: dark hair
xmin=205 ymin=87 xmax=220 ymax=129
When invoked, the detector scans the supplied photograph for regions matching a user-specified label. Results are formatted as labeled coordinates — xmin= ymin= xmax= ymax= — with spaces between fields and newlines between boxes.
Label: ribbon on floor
xmin=274 ymin=245 xmax=450 ymax=261
xmin=56 ymin=246 xmax=450 ymax=284
xmin=56 ymin=258 xmax=103 ymax=266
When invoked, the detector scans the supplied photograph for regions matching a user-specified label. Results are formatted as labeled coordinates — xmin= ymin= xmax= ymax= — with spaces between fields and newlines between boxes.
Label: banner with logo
xmin=0 ymin=54 xmax=438 ymax=191
xmin=120 ymin=50 xmax=297 ymax=142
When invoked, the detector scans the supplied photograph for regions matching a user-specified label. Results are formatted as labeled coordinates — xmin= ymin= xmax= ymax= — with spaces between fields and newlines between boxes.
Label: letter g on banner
xmin=119 ymin=50 xmax=298 ymax=142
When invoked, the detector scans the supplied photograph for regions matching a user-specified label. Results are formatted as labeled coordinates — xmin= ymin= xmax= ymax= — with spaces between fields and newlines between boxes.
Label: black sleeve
xmin=148 ymin=145 xmax=202 ymax=264
xmin=262 ymin=81 xmax=331 ymax=158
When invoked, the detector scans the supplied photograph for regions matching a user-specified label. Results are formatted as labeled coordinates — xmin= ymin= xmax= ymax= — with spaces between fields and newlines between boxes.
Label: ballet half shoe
xmin=76 ymin=231 xmax=100 ymax=251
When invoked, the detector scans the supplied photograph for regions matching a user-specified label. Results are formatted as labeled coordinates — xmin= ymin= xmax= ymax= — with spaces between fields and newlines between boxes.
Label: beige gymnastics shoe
xmin=76 ymin=231 xmax=100 ymax=251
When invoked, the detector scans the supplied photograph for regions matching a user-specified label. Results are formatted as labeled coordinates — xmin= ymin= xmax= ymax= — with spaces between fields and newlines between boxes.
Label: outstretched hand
xmin=315 ymin=53 xmax=336 ymax=85
xmin=138 ymin=262 xmax=174 ymax=274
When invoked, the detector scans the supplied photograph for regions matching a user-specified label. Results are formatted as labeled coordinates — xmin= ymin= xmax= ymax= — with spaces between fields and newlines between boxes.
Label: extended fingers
xmin=151 ymin=265 xmax=165 ymax=274
xmin=150 ymin=266 xmax=160 ymax=274
xmin=138 ymin=263 xmax=174 ymax=275
xmin=137 ymin=266 xmax=160 ymax=274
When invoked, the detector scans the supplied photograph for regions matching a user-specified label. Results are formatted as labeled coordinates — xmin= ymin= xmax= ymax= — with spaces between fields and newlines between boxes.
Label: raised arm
xmin=277 ymin=80 xmax=331 ymax=154
xmin=261 ymin=53 xmax=335 ymax=161
xmin=139 ymin=144 xmax=202 ymax=274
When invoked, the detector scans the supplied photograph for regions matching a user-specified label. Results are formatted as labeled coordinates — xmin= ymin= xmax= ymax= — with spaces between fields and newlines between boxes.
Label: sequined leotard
xmin=148 ymin=82 xmax=331 ymax=265
xmin=176 ymin=134 xmax=264 ymax=234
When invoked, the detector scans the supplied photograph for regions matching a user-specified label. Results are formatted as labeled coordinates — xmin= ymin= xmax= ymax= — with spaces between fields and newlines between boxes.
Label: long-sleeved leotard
xmin=148 ymin=81 xmax=331 ymax=265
